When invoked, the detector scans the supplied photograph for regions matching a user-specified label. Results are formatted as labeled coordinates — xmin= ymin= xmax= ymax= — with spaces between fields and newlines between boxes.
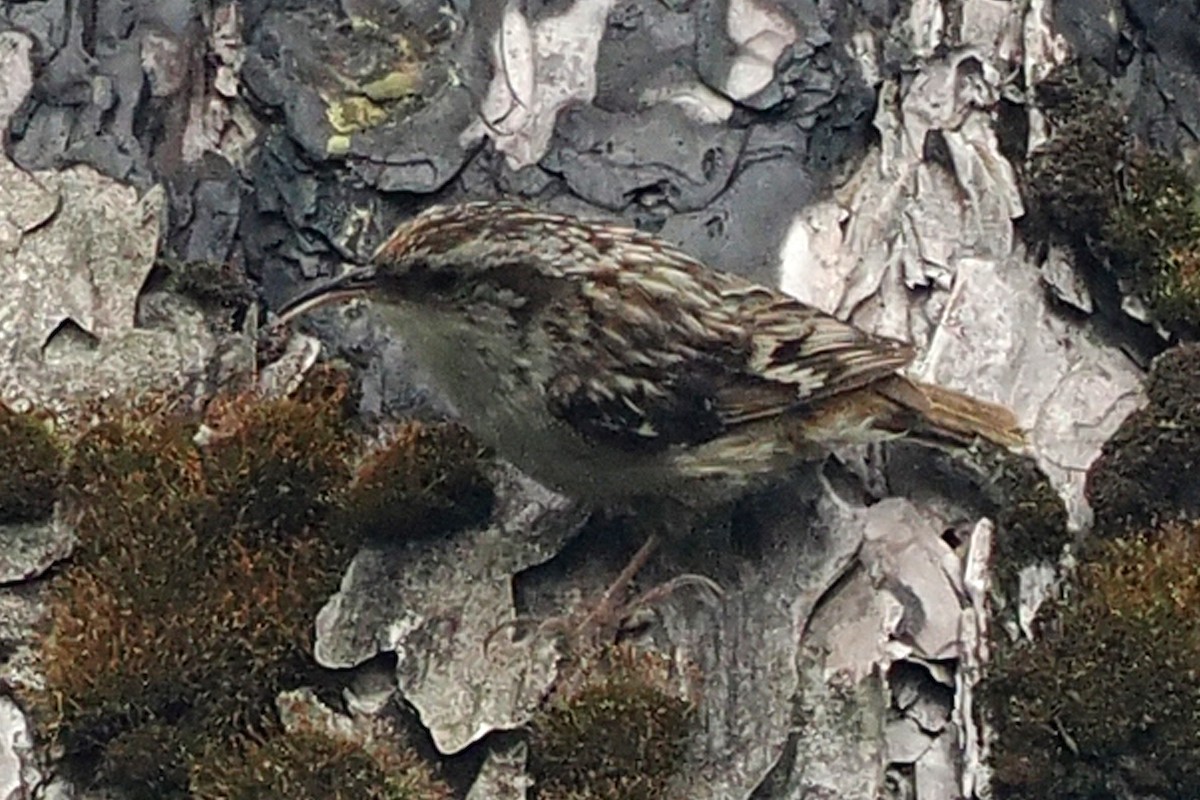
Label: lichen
xmin=528 ymin=646 xmax=696 ymax=800
xmin=986 ymin=521 xmax=1200 ymax=799
xmin=341 ymin=421 xmax=493 ymax=541
xmin=0 ymin=404 xmax=64 ymax=524
xmin=1086 ymin=343 xmax=1200 ymax=537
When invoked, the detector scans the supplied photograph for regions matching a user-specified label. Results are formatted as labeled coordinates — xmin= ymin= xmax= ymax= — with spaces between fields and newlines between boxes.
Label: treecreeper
xmin=276 ymin=201 xmax=1025 ymax=639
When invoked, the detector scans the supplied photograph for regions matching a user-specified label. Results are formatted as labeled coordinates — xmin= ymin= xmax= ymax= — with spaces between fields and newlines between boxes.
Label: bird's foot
xmin=484 ymin=535 xmax=663 ymax=656
xmin=569 ymin=533 xmax=663 ymax=645
xmin=484 ymin=535 xmax=723 ymax=668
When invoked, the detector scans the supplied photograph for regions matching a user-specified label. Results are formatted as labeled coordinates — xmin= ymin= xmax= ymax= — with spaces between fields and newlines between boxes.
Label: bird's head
xmin=275 ymin=202 xmax=587 ymax=325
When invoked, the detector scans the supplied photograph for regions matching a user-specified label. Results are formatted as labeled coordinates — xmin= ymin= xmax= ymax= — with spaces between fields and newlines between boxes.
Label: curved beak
xmin=273 ymin=264 xmax=378 ymax=326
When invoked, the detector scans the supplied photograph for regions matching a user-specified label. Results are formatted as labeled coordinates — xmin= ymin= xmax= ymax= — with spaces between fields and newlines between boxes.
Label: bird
xmin=275 ymin=201 xmax=1024 ymax=639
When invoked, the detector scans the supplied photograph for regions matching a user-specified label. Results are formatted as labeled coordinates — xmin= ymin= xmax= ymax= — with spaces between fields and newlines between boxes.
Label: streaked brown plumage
xmin=278 ymin=201 xmax=1023 ymax=509
xmin=277 ymin=201 xmax=1025 ymax=641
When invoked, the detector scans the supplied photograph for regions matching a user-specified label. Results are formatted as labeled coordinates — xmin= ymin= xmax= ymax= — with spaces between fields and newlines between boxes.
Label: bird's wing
xmin=542 ymin=263 xmax=735 ymax=452
xmin=543 ymin=249 xmax=916 ymax=451
xmin=715 ymin=290 xmax=916 ymax=425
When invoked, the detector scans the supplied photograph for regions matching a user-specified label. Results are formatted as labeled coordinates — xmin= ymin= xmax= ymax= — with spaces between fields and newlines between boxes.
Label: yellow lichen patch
xmin=342 ymin=421 xmax=492 ymax=541
xmin=321 ymin=25 xmax=424 ymax=139
xmin=326 ymin=96 xmax=390 ymax=135
xmin=529 ymin=646 xmax=696 ymax=800
xmin=359 ymin=68 xmax=421 ymax=102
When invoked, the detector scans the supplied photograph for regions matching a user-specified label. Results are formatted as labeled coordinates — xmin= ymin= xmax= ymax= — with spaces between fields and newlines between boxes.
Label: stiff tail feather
xmin=790 ymin=376 xmax=1025 ymax=452
xmin=894 ymin=378 xmax=1026 ymax=450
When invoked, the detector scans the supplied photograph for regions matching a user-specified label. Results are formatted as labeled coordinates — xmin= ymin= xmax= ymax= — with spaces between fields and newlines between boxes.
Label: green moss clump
xmin=529 ymin=646 xmax=695 ymax=800
xmin=1025 ymin=71 xmax=1126 ymax=238
xmin=190 ymin=728 xmax=452 ymax=800
xmin=1101 ymin=152 xmax=1200 ymax=328
xmin=972 ymin=448 xmax=1071 ymax=598
xmin=1086 ymin=343 xmax=1200 ymax=537
xmin=986 ymin=522 xmax=1200 ymax=798
xmin=343 ymin=421 xmax=493 ymax=541
xmin=0 ymin=404 xmax=64 ymax=523
xmin=894 ymin=444 xmax=1069 ymax=604
xmin=1024 ymin=67 xmax=1200 ymax=330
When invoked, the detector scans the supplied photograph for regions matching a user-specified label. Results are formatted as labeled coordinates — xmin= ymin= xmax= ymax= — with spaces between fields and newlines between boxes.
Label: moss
xmin=907 ymin=444 xmax=1069 ymax=602
xmin=161 ymin=257 xmax=256 ymax=311
xmin=1086 ymin=343 xmax=1200 ymax=537
xmin=200 ymin=379 xmax=356 ymax=538
xmin=1024 ymin=66 xmax=1200 ymax=330
xmin=1025 ymin=70 xmax=1126 ymax=238
xmin=191 ymin=727 xmax=451 ymax=800
xmin=986 ymin=522 xmax=1200 ymax=799
xmin=342 ymin=421 xmax=493 ymax=541
xmin=985 ymin=449 xmax=1071 ymax=597
xmin=100 ymin=721 xmax=198 ymax=800
xmin=529 ymin=646 xmax=695 ymax=800
xmin=0 ymin=404 xmax=64 ymax=523
xmin=32 ymin=377 xmax=364 ymax=796
xmin=28 ymin=365 xmax=489 ymax=796
xmin=63 ymin=409 xmax=208 ymax=567
xmin=1101 ymin=152 xmax=1200 ymax=328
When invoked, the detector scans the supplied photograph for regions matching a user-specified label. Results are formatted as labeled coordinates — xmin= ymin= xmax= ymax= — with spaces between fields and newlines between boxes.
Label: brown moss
xmin=529 ymin=646 xmax=695 ymax=800
xmin=190 ymin=727 xmax=452 ymax=800
xmin=63 ymin=411 xmax=207 ymax=568
xmin=40 ymin=563 xmax=198 ymax=744
xmin=343 ymin=421 xmax=493 ymax=541
xmin=0 ymin=404 xmax=64 ymax=523
xmin=1086 ymin=343 xmax=1200 ymax=537
xmin=986 ymin=522 xmax=1200 ymax=798
xmin=200 ymin=369 xmax=356 ymax=537
xmin=100 ymin=721 xmax=198 ymax=800
xmin=33 ymin=378 xmax=362 ymax=795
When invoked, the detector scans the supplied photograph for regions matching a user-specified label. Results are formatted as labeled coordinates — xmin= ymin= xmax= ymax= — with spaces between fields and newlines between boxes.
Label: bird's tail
xmin=876 ymin=376 xmax=1026 ymax=450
